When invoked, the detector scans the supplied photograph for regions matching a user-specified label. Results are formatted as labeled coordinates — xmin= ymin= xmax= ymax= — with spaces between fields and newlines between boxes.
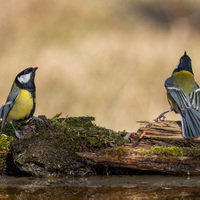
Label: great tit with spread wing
xmin=156 ymin=52 xmax=200 ymax=138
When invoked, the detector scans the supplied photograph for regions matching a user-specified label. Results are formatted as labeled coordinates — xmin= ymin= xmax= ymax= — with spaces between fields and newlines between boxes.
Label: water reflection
xmin=0 ymin=175 xmax=200 ymax=199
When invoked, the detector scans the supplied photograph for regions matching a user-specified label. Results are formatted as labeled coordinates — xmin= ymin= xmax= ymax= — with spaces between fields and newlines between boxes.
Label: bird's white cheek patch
xmin=18 ymin=73 xmax=31 ymax=84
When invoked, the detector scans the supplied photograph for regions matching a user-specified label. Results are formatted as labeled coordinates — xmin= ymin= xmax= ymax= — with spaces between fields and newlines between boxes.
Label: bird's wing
xmin=0 ymin=89 xmax=20 ymax=133
xmin=165 ymin=77 xmax=190 ymax=117
xmin=189 ymin=85 xmax=200 ymax=112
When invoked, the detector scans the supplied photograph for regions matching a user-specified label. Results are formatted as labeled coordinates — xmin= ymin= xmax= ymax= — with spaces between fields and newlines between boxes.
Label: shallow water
xmin=1 ymin=175 xmax=200 ymax=199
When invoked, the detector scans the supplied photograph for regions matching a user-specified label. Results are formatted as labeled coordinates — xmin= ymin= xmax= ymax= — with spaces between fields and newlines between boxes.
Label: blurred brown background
xmin=0 ymin=0 xmax=200 ymax=132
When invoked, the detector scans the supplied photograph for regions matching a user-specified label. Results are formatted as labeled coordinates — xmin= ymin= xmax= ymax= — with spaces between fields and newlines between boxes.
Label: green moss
xmin=147 ymin=146 xmax=183 ymax=157
xmin=0 ymin=121 xmax=22 ymax=137
xmin=66 ymin=116 xmax=95 ymax=128
xmin=0 ymin=134 xmax=13 ymax=151
xmin=51 ymin=114 xmax=95 ymax=128
xmin=49 ymin=115 xmax=128 ymax=153
xmin=119 ymin=146 xmax=127 ymax=156
xmin=50 ymin=113 xmax=63 ymax=126
xmin=183 ymin=147 xmax=200 ymax=157
xmin=0 ymin=121 xmax=18 ymax=151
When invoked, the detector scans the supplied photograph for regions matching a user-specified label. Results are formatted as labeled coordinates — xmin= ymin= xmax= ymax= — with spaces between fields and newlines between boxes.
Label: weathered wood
xmin=77 ymin=120 xmax=200 ymax=175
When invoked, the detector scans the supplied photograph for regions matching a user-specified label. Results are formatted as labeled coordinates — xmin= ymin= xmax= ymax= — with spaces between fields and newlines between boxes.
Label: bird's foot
xmin=155 ymin=108 xmax=173 ymax=122
xmin=155 ymin=114 xmax=166 ymax=122
xmin=32 ymin=116 xmax=43 ymax=122
xmin=14 ymin=130 xmax=24 ymax=139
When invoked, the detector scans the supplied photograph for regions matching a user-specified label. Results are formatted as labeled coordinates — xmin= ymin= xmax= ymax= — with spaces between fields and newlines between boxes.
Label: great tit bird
xmin=156 ymin=52 xmax=200 ymax=138
xmin=0 ymin=67 xmax=38 ymax=139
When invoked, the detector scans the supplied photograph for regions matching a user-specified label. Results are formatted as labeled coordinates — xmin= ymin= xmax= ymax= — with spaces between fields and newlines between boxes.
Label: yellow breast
xmin=172 ymin=71 xmax=195 ymax=95
xmin=7 ymin=89 xmax=34 ymax=121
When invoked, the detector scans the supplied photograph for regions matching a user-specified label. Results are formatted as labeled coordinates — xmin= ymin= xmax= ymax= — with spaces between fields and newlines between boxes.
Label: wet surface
xmin=1 ymin=175 xmax=200 ymax=199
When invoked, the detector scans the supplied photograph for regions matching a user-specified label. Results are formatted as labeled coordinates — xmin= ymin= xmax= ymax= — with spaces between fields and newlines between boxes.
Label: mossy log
xmin=0 ymin=115 xmax=128 ymax=177
xmin=77 ymin=120 xmax=200 ymax=175
xmin=2 ymin=117 xmax=200 ymax=176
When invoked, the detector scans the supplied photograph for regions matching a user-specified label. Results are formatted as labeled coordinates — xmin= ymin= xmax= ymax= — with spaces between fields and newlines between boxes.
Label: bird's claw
xmin=155 ymin=114 xmax=166 ymax=122
xmin=14 ymin=130 xmax=24 ymax=139
xmin=32 ymin=116 xmax=44 ymax=122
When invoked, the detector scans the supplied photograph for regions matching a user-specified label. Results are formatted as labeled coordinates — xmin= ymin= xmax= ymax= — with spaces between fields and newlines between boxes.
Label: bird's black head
xmin=15 ymin=67 xmax=38 ymax=90
xmin=173 ymin=51 xmax=193 ymax=74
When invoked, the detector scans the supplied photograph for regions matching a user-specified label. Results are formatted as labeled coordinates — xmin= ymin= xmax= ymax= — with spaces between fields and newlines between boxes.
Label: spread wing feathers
xmin=190 ymin=88 xmax=200 ymax=112
xmin=0 ymin=89 xmax=19 ymax=133
xmin=165 ymin=78 xmax=190 ymax=116
xmin=181 ymin=108 xmax=200 ymax=138
xmin=165 ymin=78 xmax=200 ymax=138
xmin=167 ymin=88 xmax=190 ymax=116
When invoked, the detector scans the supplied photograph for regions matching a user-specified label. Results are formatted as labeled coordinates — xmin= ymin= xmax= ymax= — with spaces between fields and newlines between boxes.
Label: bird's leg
xmin=10 ymin=121 xmax=24 ymax=139
xmin=155 ymin=108 xmax=173 ymax=122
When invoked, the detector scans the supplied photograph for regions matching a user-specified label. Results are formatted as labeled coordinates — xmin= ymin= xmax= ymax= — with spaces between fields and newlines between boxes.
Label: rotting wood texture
xmin=77 ymin=120 xmax=200 ymax=175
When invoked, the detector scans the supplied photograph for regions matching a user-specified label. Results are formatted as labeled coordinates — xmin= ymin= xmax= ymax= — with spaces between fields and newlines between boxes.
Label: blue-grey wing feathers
xmin=165 ymin=78 xmax=189 ymax=116
xmin=165 ymin=78 xmax=200 ymax=138
xmin=190 ymin=87 xmax=200 ymax=112
xmin=0 ymin=89 xmax=19 ymax=133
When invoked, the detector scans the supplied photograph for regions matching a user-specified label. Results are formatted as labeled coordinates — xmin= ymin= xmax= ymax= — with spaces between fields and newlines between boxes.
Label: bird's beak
xmin=33 ymin=67 xmax=38 ymax=71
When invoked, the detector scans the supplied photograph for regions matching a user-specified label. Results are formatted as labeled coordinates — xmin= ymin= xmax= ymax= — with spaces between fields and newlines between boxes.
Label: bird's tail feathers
xmin=181 ymin=107 xmax=200 ymax=138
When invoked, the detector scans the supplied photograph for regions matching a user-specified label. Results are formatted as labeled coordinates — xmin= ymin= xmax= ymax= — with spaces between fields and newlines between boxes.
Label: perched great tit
xmin=0 ymin=67 xmax=38 ymax=139
xmin=156 ymin=52 xmax=200 ymax=138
